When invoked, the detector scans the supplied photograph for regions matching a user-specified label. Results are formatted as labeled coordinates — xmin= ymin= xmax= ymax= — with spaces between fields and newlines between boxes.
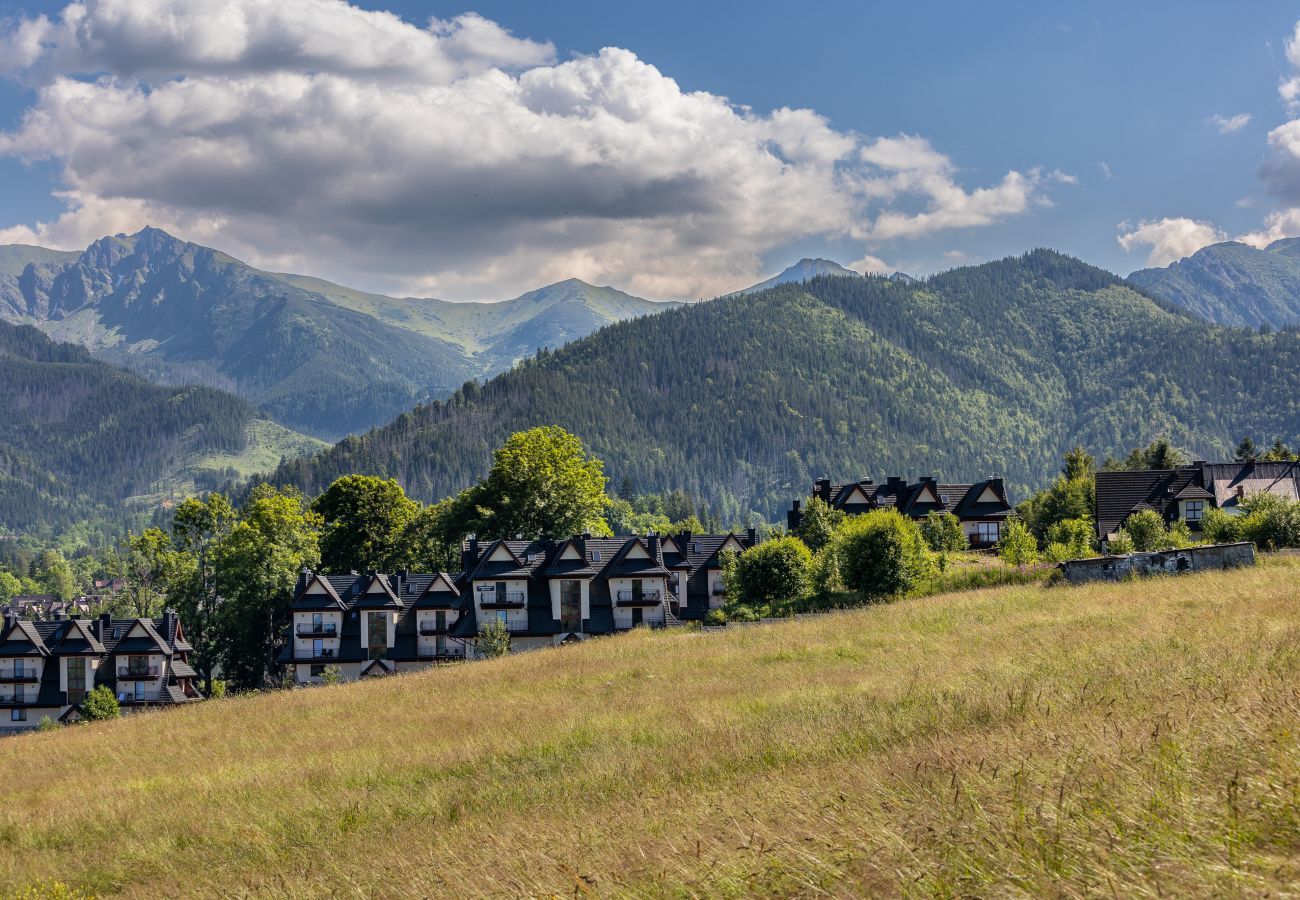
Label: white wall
xmin=609 ymin=577 xmax=667 ymax=628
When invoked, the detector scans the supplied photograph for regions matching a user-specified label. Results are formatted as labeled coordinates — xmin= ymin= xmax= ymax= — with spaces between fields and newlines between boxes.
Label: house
xmin=787 ymin=476 xmax=1014 ymax=548
xmin=2 ymin=594 xmax=105 ymax=621
xmin=0 ymin=610 xmax=203 ymax=731
xmin=1095 ymin=460 xmax=1300 ymax=543
xmin=279 ymin=530 xmax=759 ymax=686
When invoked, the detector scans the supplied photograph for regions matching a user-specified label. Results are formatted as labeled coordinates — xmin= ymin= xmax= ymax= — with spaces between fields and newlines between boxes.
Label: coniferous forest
xmin=264 ymin=250 xmax=1300 ymax=523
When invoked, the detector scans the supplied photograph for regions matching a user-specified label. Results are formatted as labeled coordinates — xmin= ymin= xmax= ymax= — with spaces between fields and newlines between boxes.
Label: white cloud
xmin=1208 ymin=113 xmax=1252 ymax=134
xmin=0 ymin=0 xmax=1064 ymax=299
xmin=1116 ymin=217 xmax=1226 ymax=267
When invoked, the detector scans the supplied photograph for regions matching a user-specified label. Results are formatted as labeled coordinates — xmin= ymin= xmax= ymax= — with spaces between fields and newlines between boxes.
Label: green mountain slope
xmin=266 ymin=249 xmax=1300 ymax=521
xmin=0 ymin=229 xmax=675 ymax=438
xmin=1128 ymin=238 xmax=1300 ymax=328
xmin=0 ymin=319 xmax=324 ymax=534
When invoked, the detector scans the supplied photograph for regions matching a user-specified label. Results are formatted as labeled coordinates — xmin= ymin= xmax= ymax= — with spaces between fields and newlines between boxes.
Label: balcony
xmin=416 ymin=647 xmax=466 ymax=661
xmin=0 ymin=668 xmax=39 ymax=683
xmin=419 ymin=622 xmax=454 ymax=635
xmin=295 ymin=649 xmax=338 ymax=662
xmin=480 ymin=591 xmax=526 ymax=609
xmin=296 ymin=623 xmax=338 ymax=637
xmin=117 ymin=665 xmax=161 ymax=680
xmin=117 ymin=689 xmax=164 ymax=703
xmin=615 ymin=590 xmax=663 ymax=606
xmin=0 ymin=690 xmax=27 ymax=704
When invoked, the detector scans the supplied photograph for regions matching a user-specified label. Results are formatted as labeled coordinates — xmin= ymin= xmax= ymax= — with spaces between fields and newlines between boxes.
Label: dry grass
xmin=5 ymin=559 xmax=1300 ymax=898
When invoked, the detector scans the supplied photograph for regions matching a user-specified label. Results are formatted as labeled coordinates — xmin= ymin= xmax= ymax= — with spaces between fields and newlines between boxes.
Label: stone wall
xmin=1058 ymin=542 xmax=1256 ymax=585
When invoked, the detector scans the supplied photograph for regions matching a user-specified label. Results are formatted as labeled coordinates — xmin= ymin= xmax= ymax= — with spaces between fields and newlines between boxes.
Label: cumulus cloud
xmin=1208 ymin=113 xmax=1251 ymax=134
xmin=1116 ymin=217 xmax=1226 ymax=267
xmin=0 ymin=0 xmax=1063 ymax=299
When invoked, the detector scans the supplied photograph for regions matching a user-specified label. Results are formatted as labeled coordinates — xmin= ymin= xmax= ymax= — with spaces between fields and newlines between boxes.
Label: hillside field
xmin=4 ymin=560 xmax=1300 ymax=896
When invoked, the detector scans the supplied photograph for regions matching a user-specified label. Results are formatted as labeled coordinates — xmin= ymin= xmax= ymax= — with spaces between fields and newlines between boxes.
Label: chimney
xmin=461 ymin=534 xmax=480 ymax=574
xmin=647 ymin=532 xmax=660 ymax=559
xmin=1 ymin=610 xmax=13 ymax=634
xmin=98 ymin=611 xmax=112 ymax=640
xmin=921 ymin=475 xmax=936 ymax=484
xmin=814 ymin=477 xmax=831 ymax=502
xmin=746 ymin=527 xmax=758 ymax=547
xmin=162 ymin=609 xmax=176 ymax=640
xmin=886 ymin=475 xmax=904 ymax=491
xmin=787 ymin=498 xmax=802 ymax=533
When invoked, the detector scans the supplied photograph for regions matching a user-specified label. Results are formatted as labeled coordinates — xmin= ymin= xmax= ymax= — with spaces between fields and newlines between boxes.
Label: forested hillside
xmin=1128 ymin=238 xmax=1300 ymax=328
xmin=265 ymin=250 xmax=1300 ymax=521
xmin=0 ymin=320 xmax=320 ymax=534
xmin=1 ymin=229 xmax=673 ymax=437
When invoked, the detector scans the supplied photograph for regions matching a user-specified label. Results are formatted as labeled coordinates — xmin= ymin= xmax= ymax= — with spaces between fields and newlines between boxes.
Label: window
xmin=312 ymin=612 xmax=323 ymax=630
xmin=976 ymin=522 xmax=1001 ymax=544
xmin=12 ymin=660 xmax=24 ymax=678
xmin=368 ymin=612 xmax=387 ymax=660
xmin=1184 ymin=500 xmax=1205 ymax=522
xmin=134 ymin=681 xmax=146 ymax=701
xmin=591 ymin=550 xmax=601 ymax=562
xmin=497 ymin=610 xmax=509 ymax=625
xmin=632 ymin=579 xmax=644 ymax=602
xmin=10 ymin=708 xmax=24 ymax=722
xmin=128 ymin=655 xmax=150 ymax=676
xmin=560 ymin=580 xmax=581 ymax=631
xmin=313 ymin=638 xmax=324 ymax=658
xmin=310 ymin=664 xmax=326 ymax=677
xmin=436 ymin=612 xmax=448 ymax=654
xmin=67 ymin=657 xmax=85 ymax=705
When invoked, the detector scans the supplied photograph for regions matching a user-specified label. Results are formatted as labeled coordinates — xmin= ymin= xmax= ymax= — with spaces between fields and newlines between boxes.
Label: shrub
xmin=1045 ymin=517 xmax=1095 ymax=560
xmin=727 ymin=536 xmax=813 ymax=616
xmin=37 ymin=716 xmax=60 ymax=732
xmin=833 ymin=509 xmax=935 ymax=601
xmin=1108 ymin=531 xmax=1136 ymax=554
xmin=1165 ymin=520 xmax=1195 ymax=549
xmin=1238 ymin=494 xmax=1300 ymax=550
xmin=1122 ymin=510 xmax=1168 ymax=552
xmin=319 ymin=665 xmax=343 ymax=686
xmin=477 ymin=617 xmax=511 ymax=659
xmin=81 ymin=685 xmax=120 ymax=721
xmin=998 ymin=519 xmax=1039 ymax=567
xmin=208 ymin=679 xmax=227 ymax=699
xmin=810 ymin=543 xmax=845 ymax=596
xmin=1200 ymin=507 xmax=1242 ymax=544
xmin=920 ymin=511 xmax=967 ymax=553
xmin=703 ymin=609 xmax=727 ymax=626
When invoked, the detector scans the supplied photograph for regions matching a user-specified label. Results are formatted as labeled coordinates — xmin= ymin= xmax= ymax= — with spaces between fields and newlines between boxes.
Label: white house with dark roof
xmin=0 ymin=610 xmax=202 ymax=731
xmin=279 ymin=530 xmax=760 ymax=685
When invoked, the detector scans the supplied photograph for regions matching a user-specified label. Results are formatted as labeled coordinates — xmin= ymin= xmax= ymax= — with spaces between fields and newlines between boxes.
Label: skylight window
xmin=591 ymin=550 xmax=601 ymax=561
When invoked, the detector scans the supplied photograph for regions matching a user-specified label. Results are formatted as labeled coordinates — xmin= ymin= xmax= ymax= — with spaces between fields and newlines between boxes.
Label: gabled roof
xmin=544 ymin=539 xmax=597 ymax=577
xmin=1174 ymin=483 xmax=1214 ymax=500
xmin=606 ymin=537 xmax=670 ymax=578
xmin=293 ymin=573 xmax=348 ymax=610
xmin=37 ymin=619 xmax=106 ymax=656
xmin=109 ymin=619 xmax=171 ymax=655
xmin=412 ymin=572 xmax=460 ymax=605
xmin=463 ymin=540 xmax=533 ymax=580
xmin=0 ymin=619 xmax=50 ymax=657
xmin=353 ymin=574 xmax=404 ymax=609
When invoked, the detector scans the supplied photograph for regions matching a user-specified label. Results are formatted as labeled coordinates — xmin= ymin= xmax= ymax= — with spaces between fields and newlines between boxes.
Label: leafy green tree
xmin=394 ymin=499 xmax=460 ymax=572
xmin=35 ymin=550 xmax=76 ymax=601
xmin=727 ymin=536 xmax=812 ymax=616
xmin=1235 ymin=436 xmax=1259 ymax=463
xmin=1166 ymin=520 xmax=1195 ymax=549
xmin=314 ymin=475 xmax=418 ymax=574
xmin=477 ymin=617 xmax=511 ymax=659
xmin=81 ymin=685 xmax=120 ymax=721
xmin=214 ymin=485 xmax=321 ymax=691
xmin=110 ymin=529 xmax=185 ymax=618
xmin=1123 ymin=439 xmax=1186 ymax=470
xmin=1062 ymin=446 xmax=1096 ymax=481
xmin=919 ymin=511 xmax=967 ymax=553
xmin=169 ymin=493 xmax=236 ymax=693
xmin=1200 ymin=507 xmax=1243 ymax=544
xmin=603 ymin=497 xmax=672 ymax=536
xmin=1237 ymin=493 xmax=1300 ymax=550
xmin=1121 ymin=510 xmax=1169 ymax=552
xmin=795 ymin=497 xmax=845 ymax=552
xmin=998 ymin=519 xmax=1039 ymax=567
xmin=0 ymin=571 xmax=22 ymax=604
xmin=452 ymin=427 xmax=609 ymax=541
xmin=1019 ymin=447 xmax=1095 ymax=541
xmin=1043 ymin=517 xmax=1095 ymax=562
xmin=832 ymin=510 xmax=935 ymax=601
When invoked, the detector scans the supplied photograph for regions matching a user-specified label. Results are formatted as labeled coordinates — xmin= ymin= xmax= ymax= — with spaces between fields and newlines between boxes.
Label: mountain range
xmin=0 ymin=228 xmax=675 ymax=438
xmin=738 ymin=257 xmax=862 ymax=294
xmin=1128 ymin=238 xmax=1300 ymax=328
xmin=265 ymin=249 xmax=1300 ymax=522
xmin=0 ymin=319 xmax=323 ymax=535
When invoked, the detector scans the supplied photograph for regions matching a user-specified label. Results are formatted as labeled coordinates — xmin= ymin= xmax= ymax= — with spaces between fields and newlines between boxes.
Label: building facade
xmin=279 ymin=531 xmax=759 ymax=685
xmin=0 ymin=611 xmax=203 ymax=732
xmin=1095 ymin=460 xmax=1300 ymax=543
xmin=787 ymin=476 xmax=1014 ymax=548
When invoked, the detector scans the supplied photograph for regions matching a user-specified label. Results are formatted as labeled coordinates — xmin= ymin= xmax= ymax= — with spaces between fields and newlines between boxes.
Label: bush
xmin=208 ymin=679 xmax=227 ymax=699
xmin=920 ymin=511 xmax=968 ymax=553
xmin=319 ymin=665 xmax=343 ymax=685
xmin=703 ymin=609 xmax=727 ymax=626
xmin=1108 ymin=531 xmax=1136 ymax=554
xmin=81 ymin=685 xmax=120 ymax=721
xmin=727 ymin=536 xmax=812 ymax=616
xmin=1122 ymin=510 xmax=1168 ymax=552
xmin=1200 ymin=507 xmax=1242 ymax=544
xmin=1165 ymin=520 xmax=1195 ymax=549
xmin=1044 ymin=517 xmax=1095 ymax=560
xmin=37 ymin=716 xmax=60 ymax=732
xmin=1238 ymin=493 xmax=1300 ymax=550
xmin=998 ymin=519 xmax=1039 ymax=567
xmin=477 ymin=617 xmax=511 ymax=659
xmin=833 ymin=510 xmax=935 ymax=601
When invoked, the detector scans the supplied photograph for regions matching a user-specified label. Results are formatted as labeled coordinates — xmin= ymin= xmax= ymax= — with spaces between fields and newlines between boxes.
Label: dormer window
xmin=691 ymin=543 xmax=699 ymax=553
xmin=591 ymin=550 xmax=601 ymax=562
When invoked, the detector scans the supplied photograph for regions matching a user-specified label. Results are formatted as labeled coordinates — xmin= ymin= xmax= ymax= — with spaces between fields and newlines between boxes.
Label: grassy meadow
xmin=5 ymin=558 xmax=1300 ymax=897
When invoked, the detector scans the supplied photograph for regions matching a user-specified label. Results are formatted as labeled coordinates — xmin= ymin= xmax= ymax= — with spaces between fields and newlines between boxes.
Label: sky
xmin=0 ymin=1 xmax=1298 ymax=301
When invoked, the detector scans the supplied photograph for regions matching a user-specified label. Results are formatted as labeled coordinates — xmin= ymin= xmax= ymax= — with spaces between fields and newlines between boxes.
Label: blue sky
xmin=0 ymin=1 xmax=1297 ymax=297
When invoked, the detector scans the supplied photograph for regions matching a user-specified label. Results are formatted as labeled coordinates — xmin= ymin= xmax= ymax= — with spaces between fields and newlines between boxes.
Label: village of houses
xmin=0 ymin=459 xmax=1291 ymax=732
